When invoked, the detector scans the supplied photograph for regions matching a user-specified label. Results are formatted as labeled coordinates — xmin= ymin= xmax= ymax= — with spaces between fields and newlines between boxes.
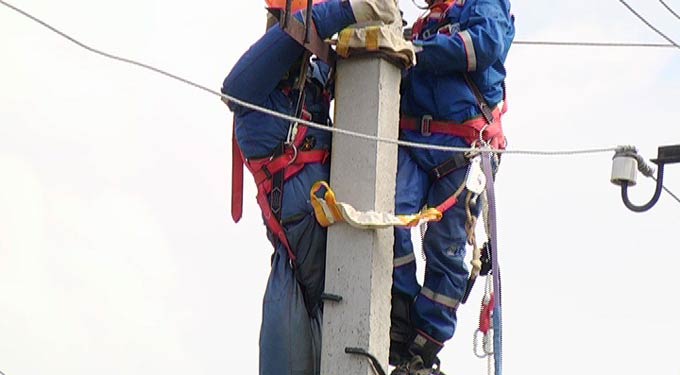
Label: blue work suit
xmin=392 ymin=0 xmax=515 ymax=349
xmin=221 ymin=1 xmax=356 ymax=374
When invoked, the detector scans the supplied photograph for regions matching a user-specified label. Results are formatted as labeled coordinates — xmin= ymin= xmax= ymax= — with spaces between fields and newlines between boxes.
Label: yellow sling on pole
xmin=310 ymin=181 xmax=443 ymax=229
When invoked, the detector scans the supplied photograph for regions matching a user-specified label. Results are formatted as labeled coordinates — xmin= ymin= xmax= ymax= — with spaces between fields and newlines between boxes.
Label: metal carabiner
xmin=473 ymin=329 xmax=494 ymax=358
xmin=286 ymin=143 xmax=299 ymax=166
xmin=478 ymin=123 xmax=490 ymax=148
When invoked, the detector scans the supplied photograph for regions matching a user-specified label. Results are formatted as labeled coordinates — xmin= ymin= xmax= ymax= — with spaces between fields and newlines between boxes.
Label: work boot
xmin=389 ymin=292 xmax=414 ymax=366
xmin=408 ymin=332 xmax=443 ymax=369
xmin=348 ymin=0 xmax=399 ymax=24
xmin=390 ymin=355 xmax=445 ymax=375
xmin=391 ymin=331 xmax=446 ymax=375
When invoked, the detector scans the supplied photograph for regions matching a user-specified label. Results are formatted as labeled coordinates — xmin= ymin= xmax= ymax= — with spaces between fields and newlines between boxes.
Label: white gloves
xmin=348 ymin=0 xmax=399 ymax=24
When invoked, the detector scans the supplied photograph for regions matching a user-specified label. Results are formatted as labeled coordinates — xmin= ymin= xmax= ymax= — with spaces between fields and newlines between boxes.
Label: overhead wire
xmin=659 ymin=0 xmax=680 ymax=20
xmin=1 ymin=0 xmax=678 ymax=208
xmin=0 ymin=0 xmax=625 ymax=157
xmin=618 ymin=0 xmax=680 ymax=49
xmin=652 ymin=177 xmax=680 ymax=205
xmin=515 ymin=40 xmax=676 ymax=49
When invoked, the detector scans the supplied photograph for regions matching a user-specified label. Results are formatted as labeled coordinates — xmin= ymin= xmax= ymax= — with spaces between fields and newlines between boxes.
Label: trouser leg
xmin=410 ymin=158 xmax=481 ymax=367
xmin=390 ymin=148 xmax=429 ymax=365
xmin=260 ymin=248 xmax=320 ymax=375
xmin=259 ymin=171 xmax=328 ymax=375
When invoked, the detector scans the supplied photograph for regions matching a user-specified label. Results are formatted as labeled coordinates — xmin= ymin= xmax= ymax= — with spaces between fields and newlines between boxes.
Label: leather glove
xmin=348 ymin=0 xmax=398 ymax=24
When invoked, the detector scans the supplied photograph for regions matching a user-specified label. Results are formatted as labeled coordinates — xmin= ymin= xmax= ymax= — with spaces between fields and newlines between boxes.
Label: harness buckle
xmin=439 ymin=22 xmax=460 ymax=35
xmin=420 ymin=115 xmax=433 ymax=137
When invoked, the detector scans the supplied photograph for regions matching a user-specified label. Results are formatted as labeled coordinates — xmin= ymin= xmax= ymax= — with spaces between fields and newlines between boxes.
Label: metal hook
xmin=345 ymin=347 xmax=387 ymax=375
xmin=473 ymin=329 xmax=494 ymax=358
xmin=620 ymin=145 xmax=680 ymax=212
xmin=286 ymin=144 xmax=299 ymax=166
xmin=411 ymin=0 xmax=430 ymax=10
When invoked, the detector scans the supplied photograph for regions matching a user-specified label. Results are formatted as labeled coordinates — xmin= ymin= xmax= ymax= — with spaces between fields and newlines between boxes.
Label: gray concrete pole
xmin=320 ymin=56 xmax=401 ymax=375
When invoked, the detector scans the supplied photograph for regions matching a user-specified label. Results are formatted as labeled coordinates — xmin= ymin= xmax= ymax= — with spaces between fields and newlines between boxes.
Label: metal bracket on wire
xmin=616 ymin=145 xmax=680 ymax=212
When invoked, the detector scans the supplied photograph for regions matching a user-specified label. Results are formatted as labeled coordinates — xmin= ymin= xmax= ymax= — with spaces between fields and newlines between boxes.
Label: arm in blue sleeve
xmin=414 ymin=0 xmax=512 ymax=74
xmin=221 ymin=0 xmax=356 ymax=112
xmin=312 ymin=0 xmax=356 ymax=39
xmin=222 ymin=25 xmax=304 ymax=112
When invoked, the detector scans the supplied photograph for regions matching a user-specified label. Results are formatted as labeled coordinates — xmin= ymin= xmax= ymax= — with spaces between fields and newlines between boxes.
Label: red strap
xmin=250 ymin=149 xmax=328 ymax=263
xmin=231 ymin=121 xmax=244 ymax=223
xmin=479 ymin=293 xmax=495 ymax=334
xmin=399 ymin=107 xmax=506 ymax=148
xmin=435 ymin=194 xmax=458 ymax=214
xmin=255 ymin=185 xmax=296 ymax=260
xmin=250 ymin=149 xmax=329 ymax=186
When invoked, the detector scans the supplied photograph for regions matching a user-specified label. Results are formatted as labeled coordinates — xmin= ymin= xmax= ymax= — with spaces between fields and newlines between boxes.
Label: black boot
xmin=392 ymin=331 xmax=445 ymax=375
xmin=409 ymin=332 xmax=443 ymax=368
xmin=389 ymin=292 xmax=414 ymax=366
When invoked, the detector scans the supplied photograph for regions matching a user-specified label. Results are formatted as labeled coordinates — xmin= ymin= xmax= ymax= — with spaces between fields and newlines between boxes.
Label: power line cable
xmin=515 ymin=40 xmax=676 ymax=48
xmin=619 ymin=0 xmax=680 ymax=49
xmin=2 ymin=0 xmax=677 ymax=209
xmin=659 ymin=0 xmax=680 ymax=20
xmin=652 ymin=177 xmax=680 ymax=205
xmin=0 ymin=0 xmax=626 ymax=157
xmin=663 ymin=185 xmax=680 ymax=205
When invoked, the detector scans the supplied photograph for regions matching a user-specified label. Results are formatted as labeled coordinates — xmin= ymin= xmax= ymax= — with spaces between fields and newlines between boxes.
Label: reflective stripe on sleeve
xmin=394 ymin=253 xmax=416 ymax=268
xmin=420 ymin=287 xmax=460 ymax=309
xmin=458 ymin=30 xmax=477 ymax=72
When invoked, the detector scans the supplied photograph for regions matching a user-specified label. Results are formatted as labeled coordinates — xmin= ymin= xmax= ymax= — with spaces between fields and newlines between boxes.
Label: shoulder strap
xmin=463 ymin=74 xmax=495 ymax=125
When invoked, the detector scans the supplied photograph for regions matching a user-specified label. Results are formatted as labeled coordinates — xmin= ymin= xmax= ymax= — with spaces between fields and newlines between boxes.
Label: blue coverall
xmin=391 ymin=0 xmax=515 ymax=365
xmin=221 ymin=1 xmax=356 ymax=374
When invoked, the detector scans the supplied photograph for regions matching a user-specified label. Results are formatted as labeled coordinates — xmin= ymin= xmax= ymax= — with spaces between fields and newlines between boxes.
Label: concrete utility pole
xmin=320 ymin=56 xmax=401 ymax=375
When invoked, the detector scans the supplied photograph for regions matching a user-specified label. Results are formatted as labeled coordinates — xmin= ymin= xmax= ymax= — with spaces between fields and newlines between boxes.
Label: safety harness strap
xmin=244 ymin=105 xmax=331 ymax=262
xmin=231 ymin=121 xmax=245 ymax=223
xmin=430 ymin=152 xmax=469 ymax=180
xmin=251 ymin=149 xmax=329 ymax=186
xmin=269 ymin=143 xmax=286 ymax=221
xmin=399 ymin=103 xmax=505 ymax=146
xmin=464 ymin=75 xmax=495 ymax=125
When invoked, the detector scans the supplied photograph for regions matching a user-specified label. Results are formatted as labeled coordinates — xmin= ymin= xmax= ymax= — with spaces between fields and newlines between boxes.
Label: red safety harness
xmin=231 ymin=110 xmax=329 ymax=262
xmin=410 ymin=0 xmax=463 ymax=41
xmin=399 ymin=103 xmax=507 ymax=150
xmin=403 ymin=0 xmax=507 ymax=150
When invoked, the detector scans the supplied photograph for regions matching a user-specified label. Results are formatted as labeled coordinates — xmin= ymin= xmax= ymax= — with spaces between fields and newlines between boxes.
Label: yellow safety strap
xmin=310 ymin=181 xmax=444 ymax=229
xmin=336 ymin=28 xmax=353 ymax=58
xmin=365 ymin=27 xmax=380 ymax=51
xmin=336 ymin=25 xmax=383 ymax=58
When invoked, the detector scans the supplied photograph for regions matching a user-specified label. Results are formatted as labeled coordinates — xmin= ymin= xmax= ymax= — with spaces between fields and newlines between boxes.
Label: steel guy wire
xmin=652 ymin=177 xmax=680 ymax=206
xmin=659 ymin=0 xmax=680 ymax=20
xmin=619 ymin=0 xmax=680 ymax=49
xmin=0 ymin=0 xmax=641 ymax=158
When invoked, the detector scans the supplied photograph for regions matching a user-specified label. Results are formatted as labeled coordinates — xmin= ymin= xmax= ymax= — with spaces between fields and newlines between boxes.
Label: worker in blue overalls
xmin=221 ymin=1 xmax=399 ymax=374
xmin=389 ymin=0 xmax=515 ymax=374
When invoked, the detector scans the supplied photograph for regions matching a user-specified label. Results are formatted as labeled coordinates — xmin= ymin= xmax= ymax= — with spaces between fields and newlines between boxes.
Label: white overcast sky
xmin=1 ymin=0 xmax=679 ymax=374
